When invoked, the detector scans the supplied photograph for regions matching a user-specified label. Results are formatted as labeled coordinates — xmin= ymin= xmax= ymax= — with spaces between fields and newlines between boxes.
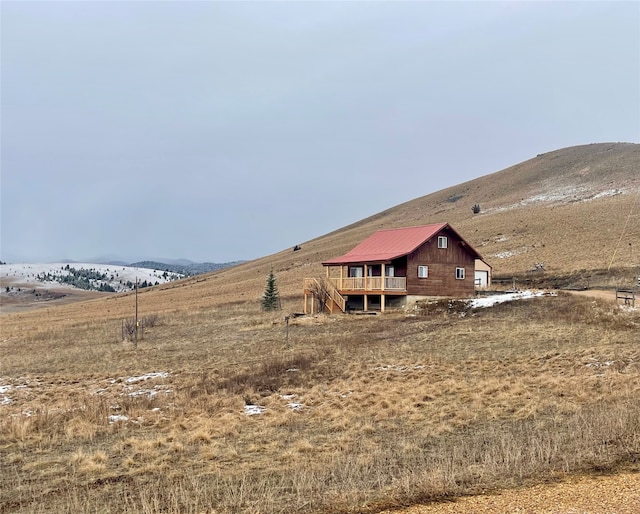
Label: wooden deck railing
xmin=304 ymin=276 xmax=407 ymax=313
xmin=331 ymin=276 xmax=407 ymax=292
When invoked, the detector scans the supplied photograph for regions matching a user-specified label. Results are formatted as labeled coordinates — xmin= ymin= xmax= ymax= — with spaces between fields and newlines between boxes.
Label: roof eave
xmin=322 ymin=254 xmax=406 ymax=266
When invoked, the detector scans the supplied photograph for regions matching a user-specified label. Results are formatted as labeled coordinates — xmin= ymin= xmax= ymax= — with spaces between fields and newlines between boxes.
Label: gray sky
xmin=1 ymin=1 xmax=639 ymax=264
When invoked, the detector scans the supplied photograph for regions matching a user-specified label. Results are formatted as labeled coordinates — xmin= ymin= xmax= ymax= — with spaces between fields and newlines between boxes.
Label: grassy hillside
xmin=1 ymin=143 xmax=639 ymax=513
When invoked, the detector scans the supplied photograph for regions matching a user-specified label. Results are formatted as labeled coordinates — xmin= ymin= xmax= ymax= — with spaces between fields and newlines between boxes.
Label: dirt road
xmin=384 ymin=472 xmax=640 ymax=514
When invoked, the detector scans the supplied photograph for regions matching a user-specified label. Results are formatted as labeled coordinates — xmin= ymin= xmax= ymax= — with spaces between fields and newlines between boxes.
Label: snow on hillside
xmin=487 ymin=186 xmax=630 ymax=215
xmin=0 ymin=263 xmax=184 ymax=293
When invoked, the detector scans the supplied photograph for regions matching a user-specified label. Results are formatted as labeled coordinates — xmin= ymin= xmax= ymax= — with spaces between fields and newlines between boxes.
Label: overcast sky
xmin=1 ymin=1 xmax=638 ymax=264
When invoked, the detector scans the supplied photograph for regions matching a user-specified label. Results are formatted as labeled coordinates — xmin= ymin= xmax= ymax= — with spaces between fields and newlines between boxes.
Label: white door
xmin=474 ymin=270 xmax=488 ymax=288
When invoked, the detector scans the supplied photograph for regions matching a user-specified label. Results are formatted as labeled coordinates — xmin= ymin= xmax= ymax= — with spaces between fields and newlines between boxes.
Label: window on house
xmin=456 ymin=267 xmax=465 ymax=280
xmin=385 ymin=266 xmax=395 ymax=277
xmin=349 ymin=267 xmax=363 ymax=278
xmin=418 ymin=265 xmax=429 ymax=278
xmin=438 ymin=236 xmax=448 ymax=248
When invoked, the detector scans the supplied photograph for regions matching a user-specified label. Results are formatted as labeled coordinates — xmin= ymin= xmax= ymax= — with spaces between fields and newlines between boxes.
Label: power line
xmin=608 ymin=187 xmax=640 ymax=270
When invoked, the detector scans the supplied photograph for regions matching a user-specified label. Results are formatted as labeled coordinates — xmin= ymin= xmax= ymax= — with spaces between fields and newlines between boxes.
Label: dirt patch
xmin=567 ymin=289 xmax=618 ymax=302
xmin=383 ymin=472 xmax=640 ymax=513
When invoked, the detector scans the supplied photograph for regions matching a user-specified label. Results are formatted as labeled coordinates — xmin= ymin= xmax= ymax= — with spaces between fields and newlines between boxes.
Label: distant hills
xmin=0 ymin=260 xmax=245 ymax=296
xmin=54 ymin=258 xmax=244 ymax=277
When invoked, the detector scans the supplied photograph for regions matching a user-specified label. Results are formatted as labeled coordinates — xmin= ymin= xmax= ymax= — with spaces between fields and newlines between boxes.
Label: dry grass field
xmin=1 ymin=293 xmax=639 ymax=513
xmin=1 ymin=142 xmax=639 ymax=513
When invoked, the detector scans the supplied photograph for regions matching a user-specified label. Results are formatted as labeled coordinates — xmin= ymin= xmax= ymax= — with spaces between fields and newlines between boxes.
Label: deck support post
xmin=364 ymin=264 xmax=368 ymax=291
xmin=381 ymin=294 xmax=385 ymax=312
xmin=364 ymin=294 xmax=368 ymax=311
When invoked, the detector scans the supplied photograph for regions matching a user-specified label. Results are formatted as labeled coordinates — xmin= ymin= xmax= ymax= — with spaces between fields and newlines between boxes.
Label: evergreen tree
xmin=262 ymin=269 xmax=281 ymax=311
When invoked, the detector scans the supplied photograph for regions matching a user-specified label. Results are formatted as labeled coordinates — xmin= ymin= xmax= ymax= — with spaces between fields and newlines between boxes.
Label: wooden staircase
xmin=303 ymin=278 xmax=346 ymax=314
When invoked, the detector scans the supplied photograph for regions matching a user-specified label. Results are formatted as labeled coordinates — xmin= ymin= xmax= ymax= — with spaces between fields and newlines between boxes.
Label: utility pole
xmin=284 ymin=315 xmax=290 ymax=349
xmin=134 ymin=277 xmax=139 ymax=349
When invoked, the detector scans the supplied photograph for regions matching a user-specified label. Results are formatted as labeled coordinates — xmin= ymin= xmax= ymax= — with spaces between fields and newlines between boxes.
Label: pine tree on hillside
xmin=262 ymin=270 xmax=281 ymax=311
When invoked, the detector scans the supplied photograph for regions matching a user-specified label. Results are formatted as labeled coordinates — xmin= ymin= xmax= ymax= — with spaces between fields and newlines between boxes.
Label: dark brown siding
xmin=390 ymin=257 xmax=407 ymax=277
xmin=406 ymin=227 xmax=476 ymax=297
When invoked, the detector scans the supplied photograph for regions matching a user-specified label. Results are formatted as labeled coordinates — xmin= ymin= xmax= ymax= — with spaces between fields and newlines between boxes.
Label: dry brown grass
xmin=1 ymin=291 xmax=639 ymax=513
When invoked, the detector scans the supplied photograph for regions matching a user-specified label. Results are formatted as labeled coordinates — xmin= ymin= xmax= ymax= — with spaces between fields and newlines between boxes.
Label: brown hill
xmin=2 ymin=142 xmax=639 ymax=323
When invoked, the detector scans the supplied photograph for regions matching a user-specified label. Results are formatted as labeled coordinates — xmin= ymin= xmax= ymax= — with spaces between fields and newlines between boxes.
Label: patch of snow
xmin=492 ymin=250 xmax=517 ymax=259
xmin=278 ymin=394 xmax=305 ymax=411
xmin=585 ymin=189 xmax=624 ymax=201
xmin=374 ymin=365 xmax=426 ymax=372
xmin=127 ymin=388 xmax=159 ymax=398
xmin=586 ymin=360 xmax=615 ymax=368
xmin=109 ymin=415 xmax=129 ymax=423
xmin=244 ymin=404 xmax=266 ymax=416
xmin=469 ymin=290 xmax=546 ymax=309
xmin=488 ymin=188 xmax=583 ymax=213
xmin=286 ymin=368 xmax=299 ymax=373
xmin=485 ymin=185 xmax=631 ymax=216
xmin=520 ymin=187 xmax=583 ymax=205
xmin=126 ymin=386 xmax=171 ymax=398
xmin=125 ymin=371 xmax=169 ymax=383
xmin=1 ymin=385 xmax=13 ymax=405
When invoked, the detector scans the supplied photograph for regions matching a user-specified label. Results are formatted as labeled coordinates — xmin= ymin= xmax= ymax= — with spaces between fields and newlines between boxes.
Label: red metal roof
xmin=323 ymin=223 xmax=455 ymax=265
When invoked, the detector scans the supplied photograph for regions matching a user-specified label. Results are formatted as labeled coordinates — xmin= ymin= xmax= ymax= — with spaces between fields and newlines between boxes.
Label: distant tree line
xmin=37 ymin=267 xmax=117 ymax=292
xmin=130 ymin=260 xmax=245 ymax=277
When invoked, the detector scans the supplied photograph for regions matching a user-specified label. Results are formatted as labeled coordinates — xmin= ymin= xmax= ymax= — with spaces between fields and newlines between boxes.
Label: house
xmin=303 ymin=223 xmax=491 ymax=313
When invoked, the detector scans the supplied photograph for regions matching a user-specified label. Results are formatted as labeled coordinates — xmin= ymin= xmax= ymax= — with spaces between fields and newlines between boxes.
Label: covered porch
xmin=302 ymin=262 xmax=407 ymax=313
xmin=302 ymin=275 xmax=406 ymax=313
xmin=324 ymin=262 xmax=407 ymax=293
